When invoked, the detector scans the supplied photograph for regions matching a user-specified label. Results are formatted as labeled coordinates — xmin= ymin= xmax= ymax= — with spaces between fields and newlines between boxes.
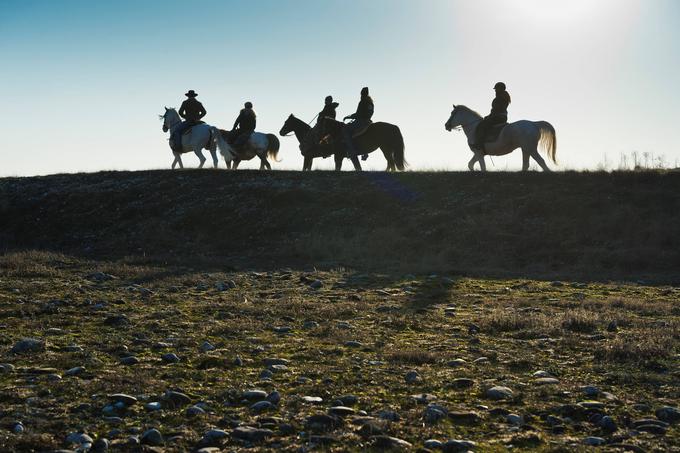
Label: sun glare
xmin=506 ymin=0 xmax=617 ymax=26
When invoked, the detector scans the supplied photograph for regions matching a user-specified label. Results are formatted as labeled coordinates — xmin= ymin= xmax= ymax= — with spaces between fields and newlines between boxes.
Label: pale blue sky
xmin=1 ymin=0 xmax=679 ymax=174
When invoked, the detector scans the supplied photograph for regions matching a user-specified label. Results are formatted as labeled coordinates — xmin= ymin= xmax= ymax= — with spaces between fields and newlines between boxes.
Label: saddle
xmin=352 ymin=124 xmax=371 ymax=138
xmin=182 ymin=121 xmax=205 ymax=136
xmin=484 ymin=123 xmax=507 ymax=144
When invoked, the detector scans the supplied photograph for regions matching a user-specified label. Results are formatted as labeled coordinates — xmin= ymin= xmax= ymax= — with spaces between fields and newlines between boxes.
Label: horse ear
xmin=165 ymin=107 xmax=169 ymax=111
xmin=289 ymin=114 xmax=293 ymax=118
xmin=452 ymin=104 xmax=456 ymax=109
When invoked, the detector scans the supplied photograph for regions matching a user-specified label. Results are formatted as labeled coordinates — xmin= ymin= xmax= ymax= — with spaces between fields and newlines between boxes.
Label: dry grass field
xmin=0 ymin=170 xmax=678 ymax=452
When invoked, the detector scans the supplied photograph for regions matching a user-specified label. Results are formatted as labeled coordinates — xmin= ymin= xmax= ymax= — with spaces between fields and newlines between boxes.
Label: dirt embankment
xmin=1 ymin=170 xmax=679 ymax=282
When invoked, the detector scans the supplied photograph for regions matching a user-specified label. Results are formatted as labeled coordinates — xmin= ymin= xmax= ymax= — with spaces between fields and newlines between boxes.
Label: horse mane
xmin=456 ymin=105 xmax=482 ymax=119
xmin=290 ymin=115 xmax=312 ymax=132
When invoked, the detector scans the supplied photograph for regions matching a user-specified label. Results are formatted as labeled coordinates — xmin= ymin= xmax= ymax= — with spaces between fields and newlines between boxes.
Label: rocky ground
xmin=0 ymin=251 xmax=678 ymax=452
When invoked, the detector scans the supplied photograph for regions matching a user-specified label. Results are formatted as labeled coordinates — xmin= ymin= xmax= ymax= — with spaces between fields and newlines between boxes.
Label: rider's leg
xmin=343 ymin=123 xmax=359 ymax=158
xmin=472 ymin=118 xmax=488 ymax=151
xmin=171 ymin=122 xmax=187 ymax=152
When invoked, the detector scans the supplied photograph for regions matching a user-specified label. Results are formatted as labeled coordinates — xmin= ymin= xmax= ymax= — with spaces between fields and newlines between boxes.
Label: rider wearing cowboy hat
xmin=172 ymin=90 xmax=207 ymax=152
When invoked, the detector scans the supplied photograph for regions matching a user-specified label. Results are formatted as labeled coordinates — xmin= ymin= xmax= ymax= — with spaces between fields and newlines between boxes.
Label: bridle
xmin=449 ymin=109 xmax=482 ymax=131
xmin=281 ymin=114 xmax=318 ymax=137
xmin=163 ymin=114 xmax=181 ymax=131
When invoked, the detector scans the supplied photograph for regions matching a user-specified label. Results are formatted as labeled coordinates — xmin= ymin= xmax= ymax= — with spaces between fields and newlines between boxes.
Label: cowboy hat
xmin=185 ymin=90 xmax=198 ymax=97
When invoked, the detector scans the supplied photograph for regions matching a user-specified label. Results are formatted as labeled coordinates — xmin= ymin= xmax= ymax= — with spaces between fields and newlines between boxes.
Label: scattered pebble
xmin=120 ymin=356 xmax=139 ymax=366
xmin=231 ymin=426 xmax=273 ymax=443
xmin=141 ymin=428 xmax=163 ymax=446
xmin=11 ymin=338 xmax=45 ymax=354
xmin=583 ymin=436 xmax=606 ymax=446
xmin=486 ymin=386 xmax=514 ymax=400
xmin=161 ymin=353 xmax=180 ymax=363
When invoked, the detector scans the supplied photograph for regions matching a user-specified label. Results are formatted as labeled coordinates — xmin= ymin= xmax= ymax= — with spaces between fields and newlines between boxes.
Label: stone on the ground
xmin=370 ymin=435 xmax=412 ymax=450
xmin=12 ymin=338 xmax=45 ymax=354
xmin=534 ymin=377 xmax=559 ymax=385
xmin=656 ymin=406 xmax=680 ymax=423
xmin=486 ymin=386 xmax=513 ymax=400
xmin=141 ymin=428 xmax=163 ymax=445
xmin=583 ymin=436 xmax=606 ymax=446
xmin=161 ymin=353 xmax=180 ymax=363
xmin=231 ymin=426 xmax=273 ymax=443
xmin=109 ymin=394 xmax=137 ymax=406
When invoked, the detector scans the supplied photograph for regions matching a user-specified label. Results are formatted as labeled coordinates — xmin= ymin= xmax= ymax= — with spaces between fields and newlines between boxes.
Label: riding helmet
xmin=325 ymin=95 xmax=333 ymax=104
xmin=244 ymin=102 xmax=253 ymax=109
xmin=494 ymin=82 xmax=506 ymax=91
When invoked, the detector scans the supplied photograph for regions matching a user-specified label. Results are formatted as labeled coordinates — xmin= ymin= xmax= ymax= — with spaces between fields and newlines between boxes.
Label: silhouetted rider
xmin=472 ymin=82 xmax=511 ymax=151
xmin=318 ymin=95 xmax=339 ymax=123
xmin=232 ymin=102 xmax=257 ymax=148
xmin=343 ymin=87 xmax=374 ymax=158
xmin=172 ymin=90 xmax=206 ymax=152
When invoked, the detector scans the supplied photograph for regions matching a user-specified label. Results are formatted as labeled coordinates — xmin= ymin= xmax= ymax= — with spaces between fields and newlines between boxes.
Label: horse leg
xmin=178 ymin=154 xmax=184 ymax=169
xmin=303 ymin=156 xmax=312 ymax=171
xmin=351 ymin=155 xmax=362 ymax=171
xmin=210 ymin=149 xmax=218 ymax=169
xmin=530 ymin=148 xmax=551 ymax=172
xmin=260 ymin=156 xmax=271 ymax=170
xmin=477 ymin=153 xmax=487 ymax=172
xmin=194 ymin=149 xmax=206 ymax=168
xmin=233 ymin=159 xmax=241 ymax=170
xmin=172 ymin=153 xmax=179 ymax=170
xmin=382 ymin=149 xmax=395 ymax=171
xmin=467 ymin=155 xmax=477 ymax=171
xmin=521 ymin=148 xmax=531 ymax=171
xmin=335 ymin=154 xmax=343 ymax=171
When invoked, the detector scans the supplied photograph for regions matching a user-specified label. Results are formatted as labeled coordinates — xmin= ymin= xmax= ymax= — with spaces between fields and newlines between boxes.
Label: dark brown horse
xmin=279 ymin=114 xmax=343 ymax=171
xmin=321 ymin=117 xmax=406 ymax=171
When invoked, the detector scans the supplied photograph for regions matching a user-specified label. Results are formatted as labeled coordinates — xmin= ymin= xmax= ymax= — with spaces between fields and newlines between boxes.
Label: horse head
xmin=279 ymin=114 xmax=296 ymax=136
xmin=445 ymin=104 xmax=458 ymax=131
xmin=161 ymin=107 xmax=180 ymax=133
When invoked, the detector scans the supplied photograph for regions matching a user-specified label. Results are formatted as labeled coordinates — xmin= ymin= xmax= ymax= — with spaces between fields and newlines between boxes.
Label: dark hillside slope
xmin=1 ymin=170 xmax=679 ymax=282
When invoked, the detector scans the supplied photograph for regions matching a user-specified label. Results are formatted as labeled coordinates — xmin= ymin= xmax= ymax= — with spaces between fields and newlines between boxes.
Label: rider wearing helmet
xmin=232 ymin=101 xmax=257 ymax=149
xmin=172 ymin=90 xmax=207 ymax=152
xmin=472 ymin=82 xmax=511 ymax=151
xmin=343 ymin=87 xmax=374 ymax=158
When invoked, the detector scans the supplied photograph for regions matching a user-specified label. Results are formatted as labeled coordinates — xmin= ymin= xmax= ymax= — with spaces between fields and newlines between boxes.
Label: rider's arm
xmin=198 ymin=102 xmax=207 ymax=119
xmin=178 ymin=101 xmax=187 ymax=119
xmin=233 ymin=113 xmax=241 ymax=130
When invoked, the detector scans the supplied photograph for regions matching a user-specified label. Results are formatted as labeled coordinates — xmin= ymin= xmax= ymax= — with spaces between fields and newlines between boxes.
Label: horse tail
xmin=266 ymin=133 xmax=281 ymax=162
xmin=212 ymin=126 xmax=234 ymax=162
xmin=392 ymin=125 xmax=407 ymax=171
xmin=537 ymin=121 xmax=557 ymax=164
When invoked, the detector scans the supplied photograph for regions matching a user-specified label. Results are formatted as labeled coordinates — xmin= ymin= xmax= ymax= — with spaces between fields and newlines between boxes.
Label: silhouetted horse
xmin=217 ymin=129 xmax=280 ymax=170
xmin=279 ymin=114 xmax=341 ymax=171
xmin=445 ymin=105 xmax=556 ymax=172
xmin=160 ymin=107 xmax=234 ymax=169
xmin=321 ymin=118 xmax=406 ymax=171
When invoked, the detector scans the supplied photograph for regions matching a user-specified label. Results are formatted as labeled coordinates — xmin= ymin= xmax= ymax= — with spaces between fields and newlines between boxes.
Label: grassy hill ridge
xmin=1 ymin=169 xmax=679 ymax=282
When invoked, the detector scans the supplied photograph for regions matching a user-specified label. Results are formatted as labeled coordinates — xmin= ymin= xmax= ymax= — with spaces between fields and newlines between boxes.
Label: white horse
xmin=160 ymin=108 xmax=234 ymax=169
xmin=445 ymin=105 xmax=557 ymax=172
xmin=217 ymin=129 xmax=281 ymax=170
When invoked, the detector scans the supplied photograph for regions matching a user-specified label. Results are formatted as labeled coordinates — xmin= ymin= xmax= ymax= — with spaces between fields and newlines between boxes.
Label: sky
xmin=1 ymin=0 xmax=679 ymax=175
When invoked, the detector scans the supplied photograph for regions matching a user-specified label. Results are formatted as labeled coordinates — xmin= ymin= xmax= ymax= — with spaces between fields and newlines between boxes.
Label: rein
xmin=282 ymin=114 xmax=318 ymax=137
xmin=164 ymin=116 xmax=181 ymax=131
xmin=452 ymin=113 xmax=482 ymax=131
